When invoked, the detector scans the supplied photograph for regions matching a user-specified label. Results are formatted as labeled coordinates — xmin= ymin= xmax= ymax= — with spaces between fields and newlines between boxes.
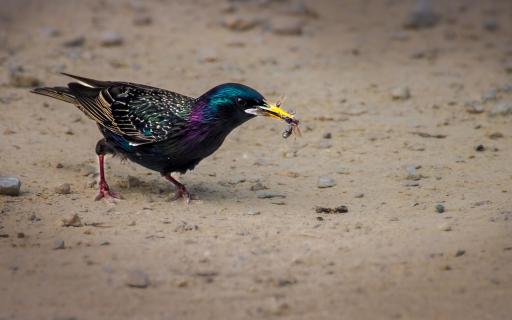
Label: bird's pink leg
xmin=95 ymin=154 xmax=121 ymax=201
xmin=162 ymin=173 xmax=191 ymax=203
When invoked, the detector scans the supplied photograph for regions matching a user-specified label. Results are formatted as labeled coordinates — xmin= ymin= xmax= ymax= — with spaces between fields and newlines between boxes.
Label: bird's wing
xmin=58 ymin=74 xmax=195 ymax=144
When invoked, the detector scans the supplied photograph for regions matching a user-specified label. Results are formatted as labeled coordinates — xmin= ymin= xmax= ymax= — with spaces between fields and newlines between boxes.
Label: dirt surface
xmin=1 ymin=0 xmax=512 ymax=319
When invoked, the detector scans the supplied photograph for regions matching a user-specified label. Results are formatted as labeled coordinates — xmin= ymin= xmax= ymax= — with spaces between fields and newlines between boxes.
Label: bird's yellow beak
xmin=245 ymin=101 xmax=298 ymax=125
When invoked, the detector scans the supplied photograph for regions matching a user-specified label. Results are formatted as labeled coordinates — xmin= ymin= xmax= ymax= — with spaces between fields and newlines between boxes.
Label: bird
xmin=32 ymin=73 xmax=299 ymax=202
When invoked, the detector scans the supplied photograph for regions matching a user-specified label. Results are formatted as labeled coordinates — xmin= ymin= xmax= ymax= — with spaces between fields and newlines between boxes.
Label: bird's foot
xmin=95 ymin=181 xmax=121 ymax=201
xmin=170 ymin=186 xmax=192 ymax=203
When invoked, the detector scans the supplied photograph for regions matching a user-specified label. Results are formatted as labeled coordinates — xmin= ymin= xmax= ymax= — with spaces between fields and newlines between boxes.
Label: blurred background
xmin=1 ymin=0 xmax=511 ymax=319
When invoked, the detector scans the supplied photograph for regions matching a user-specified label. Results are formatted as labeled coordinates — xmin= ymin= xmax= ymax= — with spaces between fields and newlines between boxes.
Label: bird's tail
xmin=31 ymin=86 xmax=77 ymax=104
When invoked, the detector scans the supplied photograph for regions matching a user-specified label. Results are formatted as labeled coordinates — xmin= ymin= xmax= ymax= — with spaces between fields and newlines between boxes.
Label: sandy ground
xmin=1 ymin=0 xmax=512 ymax=319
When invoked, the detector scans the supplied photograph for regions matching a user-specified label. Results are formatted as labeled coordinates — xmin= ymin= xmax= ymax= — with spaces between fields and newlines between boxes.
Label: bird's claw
xmin=170 ymin=187 xmax=193 ymax=203
xmin=95 ymin=182 xmax=121 ymax=202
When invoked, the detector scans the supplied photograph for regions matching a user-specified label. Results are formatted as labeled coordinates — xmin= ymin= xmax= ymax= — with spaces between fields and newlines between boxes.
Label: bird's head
xmin=195 ymin=83 xmax=299 ymax=128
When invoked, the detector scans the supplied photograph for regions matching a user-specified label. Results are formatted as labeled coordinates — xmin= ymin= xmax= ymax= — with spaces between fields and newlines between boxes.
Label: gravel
xmin=53 ymin=239 xmax=65 ymax=250
xmin=489 ymin=102 xmax=512 ymax=117
xmin=126 ymin=270 xmax=150 ymax=288
xmin=435 ymin=204 xmax=445 ymax=213
xmin=0 ymin=176 xmax=21 ymax=196
xmin=100 ymin=31 xmax=124 ymax=47
xmin=54 ymin=183 xmax=71 ymax=194
xmin=317 ymin=177 xmax=336 ymax=188
xmin=391 ymin=86 xmax=411 ymax=100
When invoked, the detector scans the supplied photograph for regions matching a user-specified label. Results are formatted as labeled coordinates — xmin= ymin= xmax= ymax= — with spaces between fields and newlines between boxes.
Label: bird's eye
xmin=237 ymin=98 xmax=246 ymax=107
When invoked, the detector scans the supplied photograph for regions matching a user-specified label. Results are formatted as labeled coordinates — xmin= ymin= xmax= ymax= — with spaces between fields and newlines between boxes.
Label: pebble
xmin=482 ymin=20 xmax=499 ymax=32
xmin=481 ymin=89 xmax=497 ymax=102
xmin=9 ymin=70 xmax=42 ymax=88
xmin=315 ymin=205 xmax=348 ymax=214
xmin=354 ymin=193 xmax=364 ymax=198
xmin=100 ymin=32 xmax=124 ymax=47
xmin=284 ymin=2 xmax=318 ymax=19
xmin=489 ymin=102 xmax=512 ymax=117
xmin=54 ymin=183 xmax=71 ymax=194
xmin=406 ymin=165 xmax=422 ymax=181
xmin=62 ymin=36 xmax=85 ymax=47
xmin=61 ymin=213 xmax=83 ymax=227
xmin=250 ymin=182 xmax=267 ymax=191
xmin=222 ymin=16 xmax=259 ymax=31
xmin=317 ymin=177 xmax=336 ymax=188
xmin=435 ymin=203 xmax=445 ymax=213
xmin=256 ymin=191 xmax=286 ymax=199
xmin=404 ymin=181 xmax=419 ymax=187
xmin=126 ymin=270 xmax=150 ymax=288
xmin=0 ymin=176 xmax=21 ymax=196
xmin=53 ymin=239 xmax=65 ymax=250
xmin=488 ymin=132 xmax=503 ymax=140
xmin=133 ymin=14 xmax=152 ymax=26
xmin=464 ymin=101 xmax=485 ymax=114
xmin=474 ymin=144 xmax=485 ymax=152
xmin=40 ymin=27 xmax=60 ymax=38
xmin=455 ymin=249 xmax=466 ymax=257
xmin=438 ymin=223 xmax=452 ymax=231
xmin=322 ymin=132 xmax=332 ymax=139
xmin=197 ymin=47 xmax=219 ymax=63
xmin=391 ymin=86 xmax=411 ymax=100
xmin=403 ymin=2 xmax=440 ymax=29
xmin=271 ymin=19 xmax=304 ymax=36
xmin=246 ymin=209 xmax=261 ymax=216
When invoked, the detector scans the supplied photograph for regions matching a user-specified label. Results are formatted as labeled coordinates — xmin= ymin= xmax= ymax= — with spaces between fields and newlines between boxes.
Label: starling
xmin=32 ymin=73 xmax=299 ymax=202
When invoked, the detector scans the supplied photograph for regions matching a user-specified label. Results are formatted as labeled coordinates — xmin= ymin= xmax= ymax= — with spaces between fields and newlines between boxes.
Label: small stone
xmin=174 ymin=221 xmax=199 ymax=232
xmin=315 ymin=205 xmax=348 ymax=214
xmin=246 ymin=209 xmax=261 ymax=216
xmin=481 ymin=89 xmax=497 ymax=102
xmin=53 ymin=239 xmax=65 ymax=250
xmin=354 ymin=193 xmax=364 ymax=198
xmin=250 ymin=182 xmax=267 ymax=191
xmin=222 ymin=16 xmax=259 ymax=31
xmin=482 ymin=20 xmax=499 ymax=32
xmin=489 ymin=102 xmax=512 ymax=117
xmin=406 ymin=165 xmax=422 ymax=180
xmin=126 ymin=270 xmax=150 ymax=288
xmin=474 ymin=144 xmax=485 ymax=152
xmin=54 ymin=183 xmax=71 ymax=194
xmin=317 ymin=177 xmax=336 ymax=188
xmin=391 ymin=86 xmax=411 ymax=100
xmin=285 ymin=2 xmax=318 ymax=19
xmin=64 ymin=127 xmax=74 ymax=135
xmin=197 ymin=47 xmax=219 ymax=63
xmin=438 ymin=223 xmax=452 ymax=231
xmin=133 ymin=14 xmax=152 ymax=26
xmin=40 ymin=27 xmax=60 ymax=38
xmin=256 ymin=191 xmax=286 ymax=199
xmin=464 ymin=101 xmax=485 ymax=114
xmin=17 ymin=232 xmax=25 ymax=239
xmin=455 ymin=249 xmax=466 ymax=257
xmin=0 ymin=176 xmax=21 ymax=196
xmin=9 ymin=71 xmax=42 ymax=88
xmin=488 ymin=132 xmax=503 ymax=140
xmin=100 ymin=32 xmax=124 ymax=47
xmin=322 ymin=132 xmax=332 ymax=139
xmin=404 ymin=181 xmax=420 ymax=187
xmin=403 ymin=1 xmax=440 ymax=30
xmin=435 ymin=203 xmax=445 ymax=213
xmin=61 ymin=213 xmax=83 ymax=227
xmin=56 ymin=163 xmax=64 ymax=169
xmin=271 ymin=19 xmax=304 ymax=36
xmin=62 ymin=36 xmax=85 ymax=47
